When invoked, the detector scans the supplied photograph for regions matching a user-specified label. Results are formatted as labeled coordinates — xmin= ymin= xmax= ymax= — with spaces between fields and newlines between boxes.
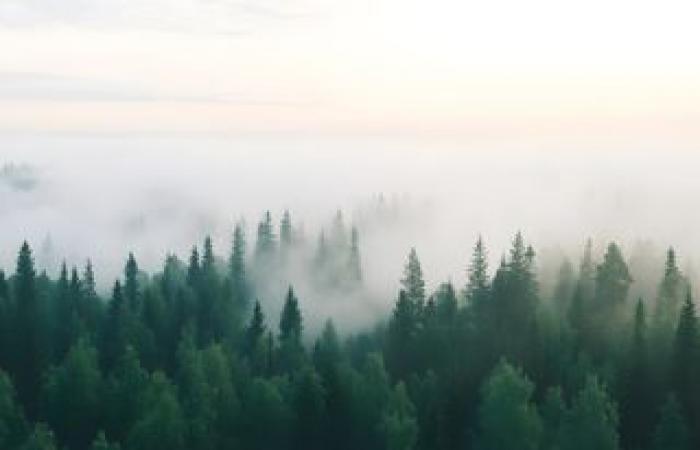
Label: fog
xmin=2 ymin=135 xmax=699 ymax=333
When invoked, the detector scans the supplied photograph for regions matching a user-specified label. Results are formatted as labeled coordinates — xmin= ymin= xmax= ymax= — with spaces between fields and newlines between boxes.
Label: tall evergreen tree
xmin=620 ymin=299 xmax=654 ymax=450
xmin=255 ymin=211 xmax=276 ymax=261
xmin=401 ymin=248 xmax=426 ymax=313
xmin=466 ymin=235 xmax=490 ymax=310
xmin=14 ymin=241 xmax=45 ymax=419
xmin=671 ymin=288 xmax=700 ymax=439
xmin=124 ymin=253 xmax=140 ymax=312
xmin=229 ymin=222 xmax=248 ymax=310
xmin=278 ymin=287 xmax=304 ymax=371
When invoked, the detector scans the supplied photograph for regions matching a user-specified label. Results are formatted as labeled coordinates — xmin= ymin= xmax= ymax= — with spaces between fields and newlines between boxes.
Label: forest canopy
xmin=0 ymin=210 xmax=697 ymax=450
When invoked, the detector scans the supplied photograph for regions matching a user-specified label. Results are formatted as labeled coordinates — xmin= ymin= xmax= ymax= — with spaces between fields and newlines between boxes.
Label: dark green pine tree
xmin=198 ymin=235 xmax=225 ymax=344
xmin=21 ymin=423 xmax=58 ymax=450
xmin=466 ymin=235 xmax=490 ymax=324
xmin=291 ymin=367 xmax=326 ymax=450
xmin=386 ymin=290 xmax=419 ymax=378
xmin=81 ymin=260 xmax=102 ymax=339
xmin=671 ymin=288 xmax=700 ymax=439
xmin=14 ymin=241 xmax=46 ymax=419
xmin=490 ymin=233 xmax=539 ymax=368
xmin=124 ymin=253 xmax=140 ymax=312
xmin=0 ymin=270 xmax=12 ymax=372
xmin=101 ymin=280 xmax=130 ymax=372
xmin=278 ymin=286 xmax=304 ymax=372
xmin=401 ymin=248 xmax=426 ymax=314
xmin=652 ymin=394 xmax=690 ymax=450
xmin=245 ymin=301 xmax=267 ymax=373
xmin=255 ymin=211 xmax=276 ymax=262
xmin=187 ymin=246 xmax=201 ymax=288
xmin=53 ymin=262 xmax=76 ymax=361
xmin=653 ymin=248 xmax=687 ymax=362
xmin=229 ymin=222 xmax=248 ymax=311
xmin=620 ymin=299 xmax=654 ymax=450
xmin=591 ymin=242 xmax=632 ymax=359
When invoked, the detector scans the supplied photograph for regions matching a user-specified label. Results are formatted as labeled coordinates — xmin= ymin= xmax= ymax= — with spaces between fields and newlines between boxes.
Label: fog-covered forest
xmin=0 ymin=199 xmax=698 ymax=450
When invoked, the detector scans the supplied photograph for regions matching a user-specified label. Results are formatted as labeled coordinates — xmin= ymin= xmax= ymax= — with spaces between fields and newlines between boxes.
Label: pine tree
xmin=278 ymin=287 xmax=304 ymax=372
xmin=53 ymin=262 xmax=76 ymax=361
xmin=279 ymin=287 xmax=302 ymax=344
xmin=255 ymin=211 xmax=276 ymax=261
xmin=245 ymin=300 xmax=267 ymax=372
xmin=653 ymin=247 xmax=686 ymax=366
xmin=14 ymin=241 xmax=45 ymax=419
xmin=466 ymin=236 xmax=490 ymax=323
xmin=187 ymin=246 xmax=200 ymax=288
xmin=590 ymin=242 xmax=632 ymax=359
xmin=386 ymin=290 xmax=418 ymax=378
xmin=401 ymin=248 xmax=426 ymax=313
xmin=671 ymin=288 xmax=699 ymax=438
xmin=620 ymin=299 xmax=653 ymax=450
xmin=229 ymin=222 xmax=248 ymax=310
xmin=124 ymin=253 xmax=140 ymax=312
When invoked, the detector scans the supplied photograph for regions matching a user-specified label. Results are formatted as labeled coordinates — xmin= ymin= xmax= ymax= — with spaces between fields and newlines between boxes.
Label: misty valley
xmin=0 ymin=207 xmax=696 ymax=450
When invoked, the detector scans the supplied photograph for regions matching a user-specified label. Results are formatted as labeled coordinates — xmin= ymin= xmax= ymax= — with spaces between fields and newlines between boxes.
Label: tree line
xmin=0 ymin=212 xmax=697 ymax=450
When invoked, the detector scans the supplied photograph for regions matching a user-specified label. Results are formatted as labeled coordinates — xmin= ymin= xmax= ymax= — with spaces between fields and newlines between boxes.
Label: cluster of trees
xmin=0 ymin=217 xmax=697 ymax=450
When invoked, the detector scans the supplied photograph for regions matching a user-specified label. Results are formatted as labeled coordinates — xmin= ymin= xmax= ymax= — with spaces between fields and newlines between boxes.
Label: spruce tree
xmin=14 ymin=241 xmax=45 ymax=419
xmin=671 ymin=288 xmax=699 ymax=438
xmin=401 ymin=248 xmax=426 ymax=313
xmin=466 ymin=236 xmax=490 ymax=314
xmin=620 ymin=299 xmax=653 ymax=450
xmin=124 ymin=253 xmax=140 ymax=312
xmin=229 ymin=222 xmax=248 ymax=310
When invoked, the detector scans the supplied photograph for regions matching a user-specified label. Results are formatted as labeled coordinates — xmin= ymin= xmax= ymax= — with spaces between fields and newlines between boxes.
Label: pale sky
xmin=1 ymin=0 xmax=699 ymax=145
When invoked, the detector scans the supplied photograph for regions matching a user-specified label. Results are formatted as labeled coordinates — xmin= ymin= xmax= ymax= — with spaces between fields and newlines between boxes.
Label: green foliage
xmin=652 ymin=394 xmax=690 ymax=450
xmin=42 ymin=339 xmax=102 ymax=450
xmin=1 ymin=231 xmax=698 ymax=450
xmin=20 ymin=423 xmax=57 ymax=450
xmin=474 ymin=360 xmax=542 ymax=450
xmin=560 ymin=376 xmax=619 ymax=450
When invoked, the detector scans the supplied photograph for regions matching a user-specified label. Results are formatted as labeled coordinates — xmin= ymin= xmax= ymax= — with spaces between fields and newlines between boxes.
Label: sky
xmin=1 ymin=0 xmax=699 ymax=144
xmin=2 ymin=0 xmax=700 ymax=319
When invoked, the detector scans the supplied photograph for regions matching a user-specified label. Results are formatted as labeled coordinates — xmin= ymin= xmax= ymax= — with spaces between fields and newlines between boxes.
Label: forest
xmin=0 ymin=209 xmax=697 ymax=450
